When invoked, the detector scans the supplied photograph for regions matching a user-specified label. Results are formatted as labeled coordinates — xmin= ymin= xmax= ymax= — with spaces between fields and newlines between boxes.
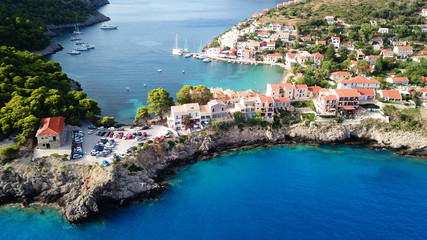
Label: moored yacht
xmin=82 ymin=43 xmax=95 ymax=49
xmin=100 ymin=22 xmax=118 ymax=30
xmin=203 ymin=58 xmax=212 ymax=63
xmin=184 ymin=53 xmax=192 ymax=58
xmin=68 ymin=50 xmax=81 ymax=55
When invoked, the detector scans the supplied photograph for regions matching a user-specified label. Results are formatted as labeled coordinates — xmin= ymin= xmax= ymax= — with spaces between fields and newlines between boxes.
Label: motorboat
xmin=82 ymin=43 xmax=95 ymax=49
xmin=184 ymin=53 xmax=192 ymax=58
xmin=70 ymin=36 xmax=81 ymax=41
xmin=100 ymin=22 xmax=118 ymax=30
xmin=68 ymin=50 xmax=81 ymax=55
xmin=75 ymin=40 xmax=84 ymax=45
xmin=203 ymin=58 xmax=212 ymax=63
xmin=182 ymin=70 xmax=185 ymax=73
xmin=158 ymin=68 xmax=162 ymax=72
xmin=77 ymin=46 xmax=88 ymax=51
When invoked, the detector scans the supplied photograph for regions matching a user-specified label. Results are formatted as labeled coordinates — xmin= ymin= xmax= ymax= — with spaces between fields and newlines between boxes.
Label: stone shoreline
xmin=0 ymin=124 xmax=426 ymax=224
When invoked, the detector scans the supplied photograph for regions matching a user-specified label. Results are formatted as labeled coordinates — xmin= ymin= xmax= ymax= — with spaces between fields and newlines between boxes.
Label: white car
xmin=87 ymin=130 xmax=94 ymax=135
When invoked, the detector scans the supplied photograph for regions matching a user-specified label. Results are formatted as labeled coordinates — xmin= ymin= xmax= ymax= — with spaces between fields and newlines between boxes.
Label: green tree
xmin=324 ymin=44 xmax=336 ymax=61
xmin=233 ymin=111 xmax=245 ymax=124
xmin=359 ymin=23 xmax=376 ymax=42
xmin=134 ymin=106 xmax=151 ymax=126
xmin=354 ymin=60 xmax=370 ymax=75
xmin=176 ymin=85 xmax=192 ymax=105
xmin=191 ymin=85 xmax=213 ymax=105
xmin=147 ymin=88 xmax=174 ymax=121
xmin=374 ymin=56 xmax=384 ymax=73
xmin=100 ymin=116 xmax=116 ymax=127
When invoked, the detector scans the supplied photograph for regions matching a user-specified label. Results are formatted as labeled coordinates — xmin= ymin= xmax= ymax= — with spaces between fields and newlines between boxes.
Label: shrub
xmin=1 ymin=145 xmax=20 ymax=163
xmin=128 ymin=164 xmax=143 ymax=172
xmin=50 ymin=153 xmax=60 ymax=158
xmin=167 ymin=141 xmax=176 ymax=150
xmin=143 ymin=142 xmax=149 ymax=150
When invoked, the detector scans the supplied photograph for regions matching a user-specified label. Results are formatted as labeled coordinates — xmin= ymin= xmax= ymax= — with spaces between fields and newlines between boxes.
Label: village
xmin=167 ymin=0 xmax=427 ymax=131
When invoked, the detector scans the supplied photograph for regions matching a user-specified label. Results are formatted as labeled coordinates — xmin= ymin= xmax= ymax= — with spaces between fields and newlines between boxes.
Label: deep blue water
xmin=48 ymin=0 xmax=285 ymax=123
xmin=2 ymin=145 xmax=427 ymax=239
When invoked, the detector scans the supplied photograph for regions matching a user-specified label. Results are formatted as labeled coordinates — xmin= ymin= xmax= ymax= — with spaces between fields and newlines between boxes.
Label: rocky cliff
xmin=0 ymin=124 xmax=426 ymax=224
xmin=80 ymin=0 xmax=110 ymax=7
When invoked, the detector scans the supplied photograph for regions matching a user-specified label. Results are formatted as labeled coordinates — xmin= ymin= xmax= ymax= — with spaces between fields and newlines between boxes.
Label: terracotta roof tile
xmin=36 ymin=116 xmax=65 ymax=137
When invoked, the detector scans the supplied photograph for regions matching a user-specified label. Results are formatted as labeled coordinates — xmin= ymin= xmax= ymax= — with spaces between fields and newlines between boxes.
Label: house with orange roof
xmin=307 ymin=86 xmax=323 ymax=98
xmin=379 ymin=90 xmax=402 ymax=102
xmin=266 ymin=42 xmax=276 ymax=50
xmin=393 ymin=46 xmax=413 ymax=58
xmin=256 ymin=95 xmax=275 ymax=118
xmin=223 ymin=89 xmax=239 ymax=105
xmin=269 ymin=23 xmax=282 ymax=31
xmin=422 ymin=76 xmax=427 ymax=83
xmin=365 ymin=55 xmax=379 ymax=65
xmin=262 ymin=9 xmax=269 ymax=15
xmin=416 ymin=88 xmax=427 ymax=98
xmin=265 ymin=53 xmax=283 ymax=63
xmin=330 ymin=36 xmax=340 ymax=48
xmin=254 ymin=19 xmax=266 ymax=27
xmin=386 ymin=77 xmax=409 ymax=86
xmin=235 ymin=96 xmax=258 ymax=118
xmin=316 ymin=89 xmax=338 ymax=114
xmin=312 ymin=52 xmax=324 ymax=65
xmin=275 ymin=97 xmax=291 ymax=110
xmin=422 ymin=9 xmax=427 ymax=17
xmin=266 ymin=83 xmax=294 ymax=99
xmin=333 ymin=89 xmax=360 ymax=111
xmin=211 ymin=87 xmax=226 ymax=102
xmin=330 ymin=71 xmax=351 ymax=81
xmin=238 ymin=89 xmax=260 ymax=99
xmin=337 ymin=76 xmax=380 ymax=90
xmin=315 ymin=40 xmax=326 ymax=45
xmin=293 ymin=84 xmax=308 ymax=100
xmin=356 ymin=89 xmax=376 ymax=102
xmin=419 ymin=50 xmax=427 ymax=55
xmin=381 ymin=49 xmax=394 ymax=58
xmin=285 ymin=52 xmax=297 ymax=65
xmin=252 ymin=13 xmax=261 ymax=18
xmin=36 ymin=116 xmax=65 ymax=149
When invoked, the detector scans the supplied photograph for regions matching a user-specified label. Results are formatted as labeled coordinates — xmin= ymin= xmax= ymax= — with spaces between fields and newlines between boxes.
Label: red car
xmin=126 ymin=134 xmax=133 ymax=140
xmin=109 ymin=132 xmax=114 ymax=138
xmin=142 ymin=132 xmax=148 ymax=137
xmin=147 ymin=139 xmax=153 ymax=144
xmin=155 ymin=136 xmax=165 ymax=143
xmin=118 ymin=132 xmax=124 ymax=139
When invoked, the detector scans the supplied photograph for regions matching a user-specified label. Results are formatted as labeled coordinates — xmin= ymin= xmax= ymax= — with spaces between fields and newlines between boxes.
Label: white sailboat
xmin=172 ymin=34 xmax=183 ymax=55
xmin=184 ymin=38 xmax=189 ymax=53
xmin=100 ymin=22 xmax=118 ymax=30
xmin=73 ymin=24 xmax=83 ymax=35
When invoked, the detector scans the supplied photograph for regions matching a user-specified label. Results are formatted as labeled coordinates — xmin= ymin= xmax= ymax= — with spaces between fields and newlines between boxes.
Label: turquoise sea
xmin=2 ymin=145 xmax=427 ymax=239
xmin=48 ymin=0 xmax=285 ymax=123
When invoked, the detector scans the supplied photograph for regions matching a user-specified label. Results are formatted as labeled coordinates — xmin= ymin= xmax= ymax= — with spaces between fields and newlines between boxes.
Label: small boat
xmin=172 ymin=33 xmax=183 ymax=55
xmin=203 ymin=58 xmax=212 ymax=63
xmin=82 ymin=43 xmax=95 ymax=49
xmin=144 ymin=84 xmax=147 ymax=87
xmin=182 ymin=70 xmax=185 ymax=73
xmin=68 ymin=50 xmax=81 ymax=55
xmin=76 ymin=46 xmax=88 ymax=51
xmin=75 ymin=40 xmax=84 ymax=45
xmin=70 ymin=36 xmax=81 ymax=41
xmin=100 ymin=22 xmax=118 ymax=30
xmin=126 ymin=87 xmax=130 ymax=91
xmin=184 ymin=53 xmax=192 ymax=58
xmin=158 ymin=68 xmax=162 ymax=72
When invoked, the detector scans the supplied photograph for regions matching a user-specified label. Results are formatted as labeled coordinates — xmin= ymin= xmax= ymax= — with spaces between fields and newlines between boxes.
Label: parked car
xmin=108 ymin=127 xmax=116 ymax=131
xmin=102 ymin=160 xmax=110 ymax=166
xmin=142 ymin=126 xmax=149 ymax=130
xmin=109 ymin=132 xmax=114 ymax=138
xmin=118 ymin=134 xmax=124 ymax=139
xmin=87 ymin=130 xmax=94 ymax=135
xmin=126 ymin=134 xmax=133 ymax=140
xmin=137 ymin=132 xmax=142 ymax=136
xmin=88 ymin=125 xmax=97 ymax=130
xmin=147 ymin=139 xmax=153 ymax=144
xmin=142 ymin=132 xmax=148 ymax=137
xmin=128 ymin=146 xmax=137 ymax=152
xmin=137 ymin=142 xmax=144 ymax=146
xmin=72 ymin=154 xmax=83 ymax=159
xmin=117 ymin=127 xmax=125 ymax=131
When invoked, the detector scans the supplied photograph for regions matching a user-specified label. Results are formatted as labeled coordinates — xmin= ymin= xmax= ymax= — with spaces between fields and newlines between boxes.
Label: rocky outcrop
xmin=45 ymin=12 xmax=110 ymax=30
xmin=0 ymin=124 xmax=426 ymax=224
xmin=32 ymin=41 xmax=63 ymax=56
xmin=70 ymin=79 xmax=83 ymax=91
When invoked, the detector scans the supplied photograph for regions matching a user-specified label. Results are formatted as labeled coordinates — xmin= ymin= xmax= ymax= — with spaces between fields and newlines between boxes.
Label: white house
xmin=386 ymin=77 xmax=409 ymax=86
xmin=265 ymin=53 xmax=283 ymax=63
xmin=337 ymin=76 xmax=380 ymax=90
xmin=378 ymin=28 xmax=389 ymax=34
xmin=393 ymin=46 xmax=413 ymax=58
xmin=331 ymin=36 xmax=340 ymax=48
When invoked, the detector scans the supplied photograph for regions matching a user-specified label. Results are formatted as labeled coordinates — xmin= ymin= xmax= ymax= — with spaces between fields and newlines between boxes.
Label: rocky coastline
xmin=31 ymin=0 xmax=110 ymax=56
xmin=0 ymin=124 xmax=426 ymax=224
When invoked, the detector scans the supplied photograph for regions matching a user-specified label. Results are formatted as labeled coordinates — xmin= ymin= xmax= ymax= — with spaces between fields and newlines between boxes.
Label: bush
xmin=62 ymin=154 xmax=69 ymax=161
xmin=0 ymin=145 xmax=20 ymax=163
xmin=50 ymin=153 xmax=60 ymax=158
xmin=143 ymin=142 xmax=149 ymax=150
xmin=128 ymin=164 xmax=143 ymax=172
xmin=167 ymin=141 xmax=176 ymax=150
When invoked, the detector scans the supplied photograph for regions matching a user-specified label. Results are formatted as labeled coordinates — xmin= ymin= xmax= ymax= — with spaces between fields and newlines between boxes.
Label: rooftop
xmin=36 ymin=116 xmax=65 ymax=137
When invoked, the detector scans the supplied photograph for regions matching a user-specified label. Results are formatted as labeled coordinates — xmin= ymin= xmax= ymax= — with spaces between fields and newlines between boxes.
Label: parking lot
xmin=34 ymin=123 xmax=169 ymax=165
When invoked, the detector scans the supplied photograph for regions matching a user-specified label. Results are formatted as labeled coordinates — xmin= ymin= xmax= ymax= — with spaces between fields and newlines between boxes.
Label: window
xmin=195 ymin=112 xmax=198 ymax=117
xmin=53 ymin=136 xmax=56 ymax=141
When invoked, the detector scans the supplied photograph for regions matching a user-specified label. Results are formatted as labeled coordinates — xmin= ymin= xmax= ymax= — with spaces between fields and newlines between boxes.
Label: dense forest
xmin=0 ymin=46 xmax=101 ymax=144
xmin=0 ymin=0 xmax=96 ymax=50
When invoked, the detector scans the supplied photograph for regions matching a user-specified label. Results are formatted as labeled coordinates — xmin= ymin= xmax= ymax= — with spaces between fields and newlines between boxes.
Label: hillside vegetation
xmin=0 ymin=46 xmax=101 ymax=145
xmin=0 ymin=0 xmax=97 ymax=50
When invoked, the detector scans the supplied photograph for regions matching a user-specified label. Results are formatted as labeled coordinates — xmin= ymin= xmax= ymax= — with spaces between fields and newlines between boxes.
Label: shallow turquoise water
xmin=2 ymin=145 xmax=427 ymax=239
xmin=48 ymin=0 xmax=285 ymax=123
